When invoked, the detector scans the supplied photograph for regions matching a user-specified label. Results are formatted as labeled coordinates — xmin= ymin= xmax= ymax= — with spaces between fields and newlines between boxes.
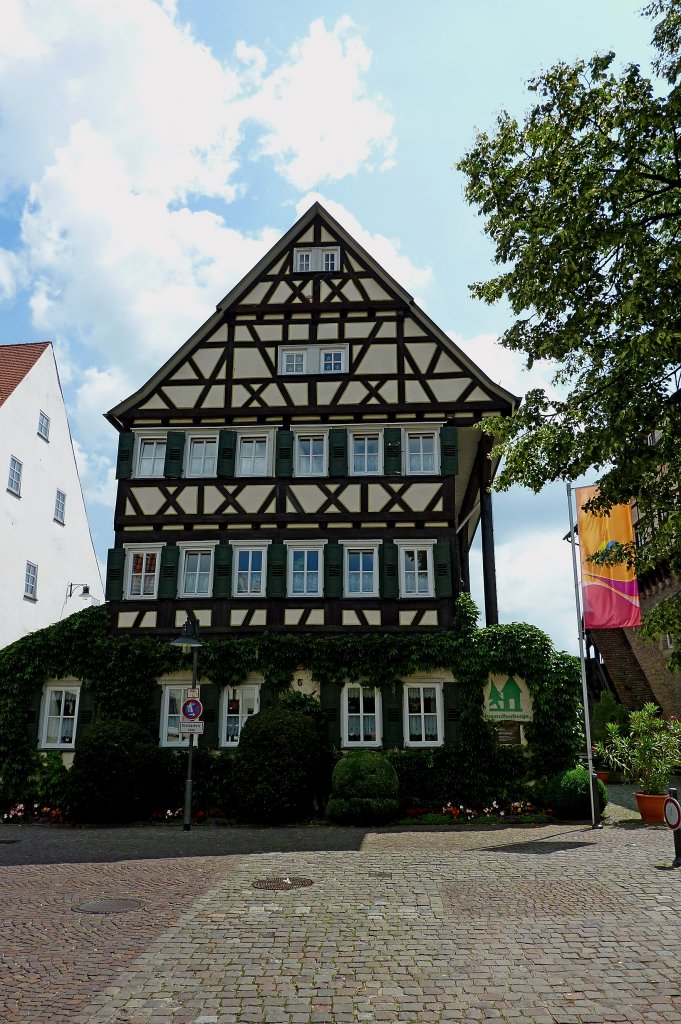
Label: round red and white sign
xmin=663 ymin=797 xmax=681 ymax=830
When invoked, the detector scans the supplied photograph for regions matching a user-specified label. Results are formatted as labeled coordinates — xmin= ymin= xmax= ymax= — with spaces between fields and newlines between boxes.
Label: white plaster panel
xmin=376 ymin=320 xmax=397 ymax=338
xmin=341 ymin=280 xmax=362 ymax=302
xmin=288 ymin=323 xmax=310 ymax=340
xmin=175 ymin=609 xmax=212 ymax=627
xmin=339 ymin=484 xmax=361 ymax=513
xmin=170 ymin=362 xmax=198 ymax=382
xmin=343 ymin=321 xmax=372 ymax=339
xmin=176 ymin=487 xmax=198 ymax=515
xmin=117 ymin=612 xmax=137 ymax=628
xmin=316 ymin=381 xmax=341 ymax=405
xmin=251 ymin=609 xmax=267 ymax=626
xmin=131 ymin=488 xmax=165 ymax=516
xmin=231 ymin=384 xmax=249 ymax=407
xmin=407 ymin=342 xmax=437 ymax=372
xmin=283 ymin=382 xmax=309 ymax=406
xmin=378 ymin=380 xmax=398 ymax=403
xmin=255 ymin=324 xmax=283 ymax=342
xmin=342 ymin=610 xmax=360 ymax=626
xmin=435 ymin=351 xmax=464 ymax=375
xmin=270 ymin=282 xmax=292 ymax=303
xmin=338 ymin=381 xmax=368 ymax=405
xmin=204 ymin=384 xmax=225 ymax=406
xmin=420 ymin=610 xmax=439 ymax=627
xmin=399 ymin=611 xmax=417 ymax=626
xmin=139 ymin=393 xmax=168 ymax=410
xmin=467 ymin=387 xmax=492 ymax=402
xmin=192 ymin=347 xmax=222 ymax=378
xmin=260 ymin=383 xmax=287 ymax=407
xmin=287 ymin=485 xmax=325 ymax=514
xmin=285 ymin=609 xmax=304 ymax=625
xmin=162 ymin=385 xmax=204 ymax=407
xmin=203 ymin=487 xmax=223 ymax=515
xmin=239 ymin=485 xmax=276 ymax=513
xmin=364 ymin=610 xmax=381 ymax=626
xmin=234 ymin=325 xmax=253 ymax=341
xmin=230 ymin=609 xmax=247 ymax=626
xmin=362 ymin=279 xmax=390 ymax=301
xmin=406 ymin=380 xmax=429 ymax=404
xmin=319 ymin=226 xmax=335 ymax=242
xmin=242 ymin=282 xmax=269 ymax=304
xmin=140 ymin=611 xmax=158 ymax=628
xmin=316 ymin=322 xmax=338 ymax=340
xmin=233 ymin=348 xmax=271 ymax=379
xmin=404 ymin=483 xmax=443 ymax=511
xmin=306 ymin=609 xmax=325 ymax=625
xmin=367 ymin=484 xmax=391 ymax=513
xmin=355 ymin=346 xmax=397 ymax=375
xmin=296 ymin=227 xmax=314 ymax=243
xmin=209 ymin=325 xmax=228 ymax=341
xmin=429 ymin=378 xmax=470 ymax=402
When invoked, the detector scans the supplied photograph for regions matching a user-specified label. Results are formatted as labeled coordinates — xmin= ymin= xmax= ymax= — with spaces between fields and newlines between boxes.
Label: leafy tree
xmin=457 ymin=0 xmax=681 ymax=667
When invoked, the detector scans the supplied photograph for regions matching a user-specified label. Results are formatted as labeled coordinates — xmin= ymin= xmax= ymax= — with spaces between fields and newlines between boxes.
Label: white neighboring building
xmin=0 ymin=342 xmax=104 ymax=649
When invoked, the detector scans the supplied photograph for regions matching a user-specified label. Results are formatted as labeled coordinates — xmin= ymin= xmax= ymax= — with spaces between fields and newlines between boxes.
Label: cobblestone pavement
xmin=3 ymin=822 xmax=681 ymax=1023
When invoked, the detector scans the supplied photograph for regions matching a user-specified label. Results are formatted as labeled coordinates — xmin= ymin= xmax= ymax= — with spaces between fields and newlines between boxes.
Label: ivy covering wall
xmin=0 ymin=594 xmax=582 ymax=796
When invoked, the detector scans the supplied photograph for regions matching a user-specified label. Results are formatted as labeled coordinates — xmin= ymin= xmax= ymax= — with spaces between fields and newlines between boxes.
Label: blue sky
xmin=0 ymin=0 xmax=654 ymax=651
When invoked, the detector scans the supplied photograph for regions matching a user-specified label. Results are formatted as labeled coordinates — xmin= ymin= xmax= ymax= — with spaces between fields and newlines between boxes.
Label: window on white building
xmin=238 ymin=436 xmax=268 ymax=476
xmin=351 ymin=434 xmax=380 ymax=475
xmin=127 ymin=549 xmax=161 ymax=598
xmin=234 ymin=547 xmax=266 ymax=596
xmin=220 ymin=684 xmax=260 ymax=746
xmin=345 ymin=547 xmax=378 ymax=597
xmin=342 ymin=684 xmax=381 ymax=747
xmin=296 ymin=251 xmax=311 ymax=272
xmin=321 ymin=349 xmax=344 ymax=373
xmin=38 ymin=410 xmax=50 ymax=441
xmin=288 ymin=546 xmax=323 ymax=597
xmin=54 ymin=489 xmax=66 ymax=524
xmin=7 ymin=456 xmax=22 ymax=496
xmin=24 ymin=561 xmax=38 ymax=599
xmin=398 ymin=544 xmax=434 ymax=597
xmin=406 ymin=431 xmax=437 ymax=474
xmin=404 ymin=683 xmax=443 ymax=747
xmin=323 ymin=249 xmax=338 ymax=271
xmin=281 ymin=350 xmax=306 ymax=375
xmin=180 ymin=549 xmax=213 ymax=597
xmin=160 ymin=685 xmax=189 ymax=747
xmin=296 ymin=434 xmax=326 ymax=476
xmin=40 ymin=685 xmax=80 ymax=748
xmin=187 ymin=437 xmax=217 ymax=477
xmin=138 ymin=439 xmax=166 ymax=477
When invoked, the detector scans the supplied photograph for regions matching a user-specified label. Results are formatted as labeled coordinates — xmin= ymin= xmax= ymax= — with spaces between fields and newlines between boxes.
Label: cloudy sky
xmin=0 ymin=0 xmax=654 ymax=652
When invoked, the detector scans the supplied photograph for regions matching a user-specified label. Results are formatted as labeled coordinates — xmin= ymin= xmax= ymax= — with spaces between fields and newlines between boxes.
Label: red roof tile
xmin=0 ymin=342 xmax=51 ymax=408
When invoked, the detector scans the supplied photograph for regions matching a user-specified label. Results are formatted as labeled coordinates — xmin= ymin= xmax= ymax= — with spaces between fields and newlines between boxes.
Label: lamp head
xmin=169 ymin=616 xmax=203 ymax=653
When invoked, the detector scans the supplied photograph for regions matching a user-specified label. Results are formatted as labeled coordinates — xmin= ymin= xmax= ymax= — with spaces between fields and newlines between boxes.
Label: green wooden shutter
xmin=76 ymin=687 xmax=96 ymax=743
xmin=328 ymin=428 xmax=348 ymax=477
xmin=115 ymin=432 xmax=135 ymax=479
xmin=200 ymin=684 xmax=219 ymax=749
xmin=105 ymin=548 xmax=126 ymax=600
xmin=217 ymin=430 xmax=237 ymax=477
xmin=440 ymin=425 xmax=459 ymax=476
xmin=324 ymin=543 xmax=343 ymax=598
xmin=379 ymin=540 xmax=399 ymax=599
xmin=266 ymin=543 xmax=287 ymax=597
xmin=275 ymin=430 xmax=295 ymax=478
xmin=164 ymin=431 xmax=186 ymax=479
xmin=433 ymin=542 xmax=453 ymax=597
xmin=212 ymin=543 xmax=233 ymax=598
xmin=381 ymin=684 xmax=403 ymax=748
xmin=320 ymin=680 xmax=341 ymax=748
xmin=442 ymin=682 xmax=460 ymax=744
xmin=383 ymin=427 xmax=402 ymax=476
xmin=259 ymin=683 xmax=277 ymax=711
xmin=158 ymin=546 xmax=180 ymax=598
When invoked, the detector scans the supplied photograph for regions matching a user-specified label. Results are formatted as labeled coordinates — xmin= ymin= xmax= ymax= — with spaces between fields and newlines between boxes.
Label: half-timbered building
xmin=103 ymin=203 xmax=518 ymax=751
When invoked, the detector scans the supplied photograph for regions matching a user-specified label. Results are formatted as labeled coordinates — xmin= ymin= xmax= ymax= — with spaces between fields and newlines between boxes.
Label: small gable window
xmin=321 ymin=349 xmax=344 ymax=373
xmin=38 ymin=410 xmax=50 ymax=441
xmin=293 ymin=246 xmax=340 ymax=273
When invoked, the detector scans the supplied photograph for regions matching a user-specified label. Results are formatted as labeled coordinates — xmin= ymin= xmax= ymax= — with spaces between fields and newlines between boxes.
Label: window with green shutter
xmin=275 ymin=430 xmax=295 ymax=478
xmin=105 ymin=548 xmax=126 ymax=601
xmin=383 ymin=427 xmax=402 ymax=475
xmin=212 ymin=543 xmax=233 ymax=598
xmin=163 ymin=432 xmax=186 ymax=479
xmin=379 ymin=541 xmax=399 ymax=598
xmin=381 ymin=685 xmax=403 ymax=748
xmin=328 ymin=428 xmax=348 ymax=477
xmin=217 ymin=430 xmax=237 ymax=477
xmin=324 ymin=543 xmax=343 ymax=598
xmin=433 ymin=542 xmax=453 ymax=597
xmin=158 ymin=546 xmax=180 ymax=598
xmin=440 ymin=425 xmax=459 ymax=476
xmin=266 ymin=543 xmax=287 ymax=597
xmin=115 ymin=432 xmax=135 ymax=480
xmin=442 ymin=683 xmax=461 ymax=744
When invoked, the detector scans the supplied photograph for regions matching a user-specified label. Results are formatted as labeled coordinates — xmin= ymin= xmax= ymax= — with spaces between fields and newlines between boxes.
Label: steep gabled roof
xmin=0 ymin=342 xmax=51 ymax=408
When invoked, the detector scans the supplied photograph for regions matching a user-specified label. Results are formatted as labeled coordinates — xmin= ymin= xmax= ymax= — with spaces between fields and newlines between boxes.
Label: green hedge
xmin=326 ymin=750 xmax=399 ymax=825
xmin=533 ymin=765 xmax=608 ymax=820
xmin=385 ymin=743 xmax=529 ymax=810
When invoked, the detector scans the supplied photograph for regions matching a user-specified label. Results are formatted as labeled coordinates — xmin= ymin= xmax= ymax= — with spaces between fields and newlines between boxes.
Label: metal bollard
xmin=668 ymin=787 xmax=681 ymax=868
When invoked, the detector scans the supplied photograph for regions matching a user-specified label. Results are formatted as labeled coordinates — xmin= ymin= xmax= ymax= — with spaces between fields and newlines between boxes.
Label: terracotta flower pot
xmin=634 ymin=792 xmax=667 ymax=824
xmin=596 ymin=771 xmax=610 ymax=783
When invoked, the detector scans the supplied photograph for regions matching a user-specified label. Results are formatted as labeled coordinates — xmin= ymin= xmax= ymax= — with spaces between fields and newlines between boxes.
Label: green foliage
xmin=591 ymin=691 xmax=630 ymax=743
xmin=68 ymin=720 xmax=166 ymax=824
xmin=595 ymin=702 xmax=681 ymax=793
xmin=457 ymin=1 xmax=681 ymax=662
xmin=232 ymin=707 xmax=322 ymax=823
xmin=31 ymin=752 xmax=71 ymax=810
xmin=534 ymin=765 xmax=608 ymax=820
xmin=326 ymin=751 xmax=399 ymax=824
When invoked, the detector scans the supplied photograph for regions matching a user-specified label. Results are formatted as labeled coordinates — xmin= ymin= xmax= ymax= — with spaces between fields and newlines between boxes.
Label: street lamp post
xmin=169 ymin=615 xmax=203 ymax=832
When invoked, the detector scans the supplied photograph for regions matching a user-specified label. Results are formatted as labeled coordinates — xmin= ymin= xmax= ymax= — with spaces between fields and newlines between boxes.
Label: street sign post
xmin=179 ymin=721 xmax=205 ymax=735
xmin=666 ymin=788 xmax=681 ymax=868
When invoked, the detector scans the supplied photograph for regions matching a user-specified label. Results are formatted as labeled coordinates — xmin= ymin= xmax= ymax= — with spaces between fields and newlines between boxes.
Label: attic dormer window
xmin=293 ymin=246 xmax=340 ymax=273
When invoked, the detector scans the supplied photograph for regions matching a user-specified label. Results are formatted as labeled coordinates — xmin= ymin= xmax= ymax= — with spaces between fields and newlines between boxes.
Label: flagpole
xmin=566 ymin=482 xmax=601 ymax=829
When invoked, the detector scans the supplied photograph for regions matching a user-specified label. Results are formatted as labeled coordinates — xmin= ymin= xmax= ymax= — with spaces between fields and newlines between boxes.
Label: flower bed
xmin=398 ymin=799 xmax=551 ymax=826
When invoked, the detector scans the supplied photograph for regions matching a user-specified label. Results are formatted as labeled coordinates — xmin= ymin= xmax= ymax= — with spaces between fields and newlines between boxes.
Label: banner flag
xmin=575 ymin=485 xmax=641 ymax=629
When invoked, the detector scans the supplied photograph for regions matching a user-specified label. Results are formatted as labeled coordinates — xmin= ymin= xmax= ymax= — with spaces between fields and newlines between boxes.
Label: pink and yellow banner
xmin=575 ymin=486 xmax=641 ymax=629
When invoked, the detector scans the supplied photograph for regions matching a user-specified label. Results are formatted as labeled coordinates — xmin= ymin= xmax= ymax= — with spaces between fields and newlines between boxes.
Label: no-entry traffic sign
xmin=664 ymin=796 xmax=681 ymax=830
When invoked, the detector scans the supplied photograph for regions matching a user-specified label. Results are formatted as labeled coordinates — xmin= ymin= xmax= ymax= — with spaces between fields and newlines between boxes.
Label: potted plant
xmin=595 ymin=703 xmax=681 ymax=823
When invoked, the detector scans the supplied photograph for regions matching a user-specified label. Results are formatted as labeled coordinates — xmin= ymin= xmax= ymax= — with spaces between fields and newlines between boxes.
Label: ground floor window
xmin=40 ymin=685 xmax=80 ymax=748
xmin=403 ymin=683 xmax=443 ymax=746
xmin=220 ymin=684 xmax=260 ymax=746
xmin=341 ymin=684 xmax=381 ymax=746
xmin=160 ymin=685 xmax=190 ymax=747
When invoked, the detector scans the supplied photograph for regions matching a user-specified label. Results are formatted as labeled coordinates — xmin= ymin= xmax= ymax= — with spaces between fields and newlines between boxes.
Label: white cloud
xmin=72 ymin=438 xmax=116 ymax=509
xmin=295 ymin=193 xmax=432 ymax=297
xmin=0 ymin=247 xmax=22 ymax=301
xmin=449 ymin=331 xmax=560 ymax=402
xmin=238 ymin=17 xmax=396 ymax=189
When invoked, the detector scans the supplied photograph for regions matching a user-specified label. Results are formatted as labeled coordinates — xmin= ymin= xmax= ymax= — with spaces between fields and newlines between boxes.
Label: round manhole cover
xmin=72 ymin=898 xmax=144 ymax=914
xmin=252 ymin=877 xmax=314 ymax=891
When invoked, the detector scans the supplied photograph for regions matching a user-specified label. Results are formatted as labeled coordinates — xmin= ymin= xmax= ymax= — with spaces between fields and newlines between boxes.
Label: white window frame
xmin=137 ymin=437 xmax=167 ymax=478
xmin=404 ymin=429 xmax=439 ymax=476
xmin=54 ymin=489 xmax=66 ymax=524
xmin=186 ymin=436 xmax=218 ymax=478
xmin=37 ymin=410 xmax=50 ymax=441
xmin=39 ymin=684 xmax=80 ymax=749
xmin=295 ymin=432 xmax=327 ymax=477
xmin=232 ymin=541 xmax=270 ymax=598
xmin=178 ymin=541 xmax=218 ymax=598
xmin=24 ymin=561 xmax=38 ymax=599
xmin=293 ymin=246 xmax=341 ymax=273
xmin=160 ymin=684 xmax=190 ymax=747
xmin=219 ymin=683 xmax=261 ymax=747
xmin=396 ymin=540 xmax=435 ymax=598
xmin=322 ymin=247 xmax=339 ymax=272
xmin=237 ymin=432 xmax=272 ymax=478
xmin=341 ymin=683 xmax=382 ymax=748
xmin=341 ymin=540 xmax=380 ymax=598
xmin=280 ymin=348 xmax=307 ymax=375
xmin=320 ymin=348 xmax=346 ymax=373
xmin=403 ymin=681 xmax=444 ymax=748
xmin=285 ymin=540 xmax=326 ymax=598
xmin=8 ymin=455 xmax=22 ymax=496
xmin=124 ymin=544 xmax=164 ymax=600
xmin=349 ymin=430 xmax=383 ymax=476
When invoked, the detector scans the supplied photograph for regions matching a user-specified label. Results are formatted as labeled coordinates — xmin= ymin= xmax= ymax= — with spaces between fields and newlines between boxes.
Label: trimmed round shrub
xmin=232 ymin=707 xmax=322 ymax=823
xmin=68 ymin=720 xmax=167 ymax=824
xmin=534 ymin=764 xmax=608 ymax=820
xmin=326 ymin=750 xmax=399 ymax=825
